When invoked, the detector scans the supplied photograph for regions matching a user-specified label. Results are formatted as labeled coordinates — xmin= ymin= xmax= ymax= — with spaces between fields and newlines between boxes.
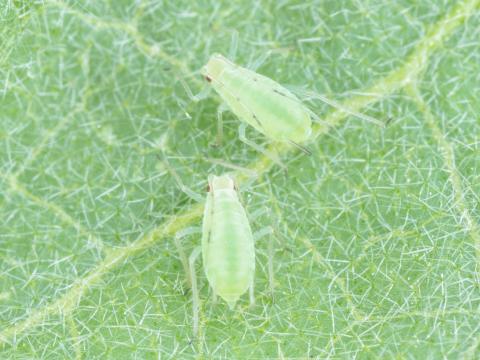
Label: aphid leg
xmin=212 ymin=103 xmax=229 ymax=147
xmin=307 ymin=108 xmax=332 ymax=128
xmin=249 ymin=206 xmax=275 ymax=298
xmin=174 ymin=227 xmax=202 ymax=289
xmin=254 ymin=226 xmax=276 ymax=298
xmin=189 ymin=246 xmax=202 ymax=338
xmin=238 ymin=123 xmax=286 ymax=170
xmin=180 ymin=77 xmax=211 ymax=102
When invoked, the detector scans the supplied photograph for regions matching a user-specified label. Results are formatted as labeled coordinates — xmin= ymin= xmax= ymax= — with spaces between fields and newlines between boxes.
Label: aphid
xmin=191 ymin=53 xmax=383 ymax=160
xmin=172 ymin=173 xmax=272 ymax=337
xmin=201 ymin=174 xmax=255 ymax=308
xmin=204 ymin=54 xmax=312 ymax=143
xmin=200 ymin=53 xmax=312 ymax=160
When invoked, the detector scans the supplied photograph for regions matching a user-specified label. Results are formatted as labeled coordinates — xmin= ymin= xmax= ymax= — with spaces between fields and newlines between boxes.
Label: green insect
xmin=172 ymin=172 xmax=273 ymax=337
xmin=204 ymin=53 xmax=312 ymax=147
xmin=183 ymin=52 xmax=383 ymax=163
xmin=201 ymin=174 xmax=255 ymax=308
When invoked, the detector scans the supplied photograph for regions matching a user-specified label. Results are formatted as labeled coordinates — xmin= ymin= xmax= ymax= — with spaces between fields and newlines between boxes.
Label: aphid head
xmin=208 ymin=174 xmax=235 ymax=191
xmin=201 ymin=53 xmax=230 ymax=82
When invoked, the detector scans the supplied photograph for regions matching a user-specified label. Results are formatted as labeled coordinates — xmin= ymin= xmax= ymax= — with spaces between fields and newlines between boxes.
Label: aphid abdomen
xmin=208 ymin=56 xmax=312 ymax=143
xmin=202 ymin=188 xmax=255 ymax=308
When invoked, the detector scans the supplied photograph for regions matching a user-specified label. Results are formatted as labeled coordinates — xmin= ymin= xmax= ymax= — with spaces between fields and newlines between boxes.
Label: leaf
xmin=1 ymin=0 xmax=480 ymax=358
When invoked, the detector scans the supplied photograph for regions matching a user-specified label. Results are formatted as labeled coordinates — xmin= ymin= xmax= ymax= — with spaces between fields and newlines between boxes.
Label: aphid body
xmin=202 ymin=174 xmax=255 ymax=308
xmin=202 ymin=53 xmax=312 ymax=143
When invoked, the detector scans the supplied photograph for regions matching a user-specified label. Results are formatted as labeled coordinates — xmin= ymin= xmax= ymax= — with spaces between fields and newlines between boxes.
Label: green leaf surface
xmin=1 ymin=0 xmax=480 ymax=358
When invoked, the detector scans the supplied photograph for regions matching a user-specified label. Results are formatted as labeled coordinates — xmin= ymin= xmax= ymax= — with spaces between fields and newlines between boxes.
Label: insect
xmin=203 ymin=53 xmax=312 ymax=149
xmin=201 ymin=174 xmax=255 ymax=307
xmin=171 ymin=172 xmax=273 ymax=337
xmin=183 ymin=53 xmax=384 ymax=162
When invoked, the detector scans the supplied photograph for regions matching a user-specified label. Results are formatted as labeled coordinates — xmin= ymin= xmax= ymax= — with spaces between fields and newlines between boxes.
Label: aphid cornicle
xmin=202 ymin=174 xmax=255 ymax=309
xmin=202 ymin=53 xmax=312 ymax=145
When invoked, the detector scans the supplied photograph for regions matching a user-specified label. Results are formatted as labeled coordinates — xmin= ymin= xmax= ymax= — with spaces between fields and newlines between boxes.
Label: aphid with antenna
xmin=182 ymin=47 xmax=383 ymax=166
xmin=169 ymin=169 xmax=274 ymax=338
xmin=203 ymin=53 xmax=313 ymax=149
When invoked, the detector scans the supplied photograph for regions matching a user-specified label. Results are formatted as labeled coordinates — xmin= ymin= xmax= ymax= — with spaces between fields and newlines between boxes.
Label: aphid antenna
xmin=190 ymin=68 xmax=205 ymax=77
xmin=248 ymin=49 xmax=274 ymax=72
xmin=156 ymin=152 xmax=204 ymax=203
xmin=306 ymin=108 xmax=333 ymax=128
xmin=179 ymin=76 xmax=211 ymax=103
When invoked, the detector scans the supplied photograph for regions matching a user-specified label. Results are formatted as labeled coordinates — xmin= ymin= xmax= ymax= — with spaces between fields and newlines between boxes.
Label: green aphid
xmin=203 ymin=53 xmax=312 ymax=146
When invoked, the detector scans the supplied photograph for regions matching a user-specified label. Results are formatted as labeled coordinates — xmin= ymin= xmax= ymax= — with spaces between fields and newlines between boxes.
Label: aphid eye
xmin=206 ymin=184 xmax=211 ymax=192
xmin=205 ymin=76 xmax=212 ymax=82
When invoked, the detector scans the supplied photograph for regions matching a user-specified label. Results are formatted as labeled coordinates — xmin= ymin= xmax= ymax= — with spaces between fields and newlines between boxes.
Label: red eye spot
xmin=205 ymin=76 xmax=212 ymax=82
